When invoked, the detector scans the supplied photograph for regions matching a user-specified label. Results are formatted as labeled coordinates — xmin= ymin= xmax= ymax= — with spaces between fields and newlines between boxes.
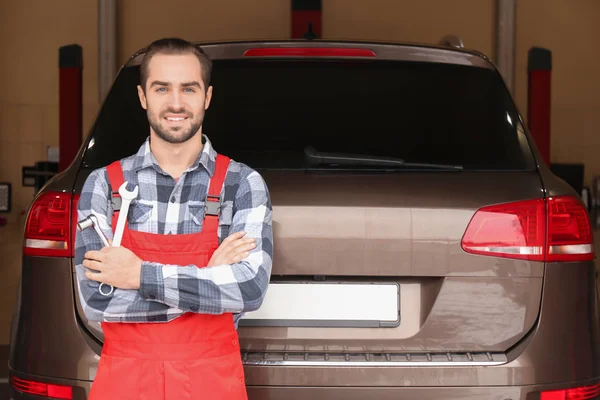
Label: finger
xmin=83 ymin=259 xmax=105 ymax=272
xmin=85 ymin=269 xmax=103 ymax=282
xmin=224 ymin=238 xmax=256 ymax=252
xmin=215 ymin=236 xmax=252 ymax=255
xmin=85 ymin=250 xmax=105 ymax=262
xmin=222 ymin=230 xmax=246 ymax=244
xmin=229 ymin=240 xmax=256 ymax=254
xmin=223 ymin=243 xmax=255 ymax=263
xmin=231 ymin=251 xmax=251 ymax=263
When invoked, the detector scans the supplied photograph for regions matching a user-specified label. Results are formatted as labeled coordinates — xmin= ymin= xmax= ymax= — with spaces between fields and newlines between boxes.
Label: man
xmin=74 ymin=38 xmax=273 ymax=400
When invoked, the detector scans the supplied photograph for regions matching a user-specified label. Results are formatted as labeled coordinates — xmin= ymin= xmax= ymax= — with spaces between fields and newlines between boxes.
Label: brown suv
xmin=8 ymin=39 xmax=600 ymax=400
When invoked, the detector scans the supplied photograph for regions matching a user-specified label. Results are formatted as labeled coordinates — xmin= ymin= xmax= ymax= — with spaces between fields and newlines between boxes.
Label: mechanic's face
xmin=137 ymin=53 xmax=212 ymax=144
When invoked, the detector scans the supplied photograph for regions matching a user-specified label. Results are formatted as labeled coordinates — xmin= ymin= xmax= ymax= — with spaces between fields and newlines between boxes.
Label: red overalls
xmin=88 ymin=154 xmax=248 ymax=400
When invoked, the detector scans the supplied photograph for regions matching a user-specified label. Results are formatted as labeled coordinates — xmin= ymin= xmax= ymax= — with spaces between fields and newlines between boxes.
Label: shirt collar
xmin=132 ymin=134 xmax=218 ymax=177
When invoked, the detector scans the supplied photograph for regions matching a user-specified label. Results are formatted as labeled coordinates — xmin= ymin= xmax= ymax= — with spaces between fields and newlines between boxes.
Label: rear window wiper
xmin=304 ymin=146 xmax=463 ymax=170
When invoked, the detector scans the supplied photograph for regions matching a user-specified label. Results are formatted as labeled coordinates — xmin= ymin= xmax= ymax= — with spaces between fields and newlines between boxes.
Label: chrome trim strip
xmin=243 ymin=359 xmax=507 ymax=367
xmin=24 ymin=239 xmax=67 ymax=250
xmin=466 ymin=245 xmax=542 ymax=255
xmin=549 ymin=244 xmax=594 ymax=255
xmin=242 ymin=352 xmax=508 ymax=367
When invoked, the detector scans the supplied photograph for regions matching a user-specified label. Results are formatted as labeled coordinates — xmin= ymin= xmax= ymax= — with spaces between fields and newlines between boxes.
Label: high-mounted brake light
xmin=541 ymin=383 xmax=600 ymax=399
xmin=243 ymin=47 xmax=376 ymax=57
xmin=461 ymin=195 xmax=594 ymax=262
xmin=11 ymin=376 xmax=73 ymax=399
xmin=23 ymin=191 xmax=79 ymax=257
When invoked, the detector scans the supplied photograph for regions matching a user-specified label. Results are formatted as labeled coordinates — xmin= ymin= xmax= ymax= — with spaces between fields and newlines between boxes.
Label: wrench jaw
xmin=119 ymin=181 xmax=139 ymax=200
xmin=77 ymin=214 xmax=110 ymax=247
xmin=112 ymin=181 xmax=139 ymax=248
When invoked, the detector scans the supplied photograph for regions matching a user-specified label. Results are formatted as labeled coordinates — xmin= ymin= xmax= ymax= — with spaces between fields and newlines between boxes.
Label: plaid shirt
xmin=74 ymin=135 xmax=273 ymax=326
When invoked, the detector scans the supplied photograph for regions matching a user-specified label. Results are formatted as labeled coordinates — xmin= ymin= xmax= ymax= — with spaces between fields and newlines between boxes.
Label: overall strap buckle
xmin=111 ymin=192 xmax=122 ymax=211
xmin=205 ymin=195 xmax=221 ymax=216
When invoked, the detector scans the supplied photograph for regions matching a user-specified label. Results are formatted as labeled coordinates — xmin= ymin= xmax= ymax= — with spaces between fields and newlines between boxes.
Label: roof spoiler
xmin=438 ymin=34 xmax=464 ymax=49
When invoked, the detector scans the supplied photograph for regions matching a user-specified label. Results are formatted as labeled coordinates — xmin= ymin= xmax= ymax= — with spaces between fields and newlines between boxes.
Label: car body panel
xmin=9 ymin=259 xmax=599 ymax=386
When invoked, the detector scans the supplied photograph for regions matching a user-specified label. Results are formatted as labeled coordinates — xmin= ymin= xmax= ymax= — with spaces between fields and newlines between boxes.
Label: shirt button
xmin=149 ymin=294 xmax=156 ymax=300
xmin=232 ymin=339 xmax=237 ymax=346
xmin=190 ymin=305 xmax=199 ymax=311
xmin=170 ymin=196 xmax=176 ymax=203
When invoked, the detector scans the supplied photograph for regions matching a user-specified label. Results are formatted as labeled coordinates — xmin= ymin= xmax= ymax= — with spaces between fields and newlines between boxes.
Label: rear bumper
xmin=8 ymin=257 xmax=600 ymax=391
xmin=7 ymin=371 xmax=600 ymax=400
xmin=245 ymin=382 xmax=600 ymax=400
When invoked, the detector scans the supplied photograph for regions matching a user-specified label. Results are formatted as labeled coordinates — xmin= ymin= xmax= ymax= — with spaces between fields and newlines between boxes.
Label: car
xmin=8 ymin=37 xmax=600 ymax=400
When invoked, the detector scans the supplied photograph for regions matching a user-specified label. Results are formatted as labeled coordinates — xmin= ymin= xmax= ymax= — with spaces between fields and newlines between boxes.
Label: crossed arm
xmin=74 ymin=168 xmax=273 ymax=323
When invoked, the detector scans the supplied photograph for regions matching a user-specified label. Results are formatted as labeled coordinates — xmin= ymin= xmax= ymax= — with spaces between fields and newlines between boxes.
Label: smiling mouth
xmin=164 ymin=116 xmax=188 ymax=122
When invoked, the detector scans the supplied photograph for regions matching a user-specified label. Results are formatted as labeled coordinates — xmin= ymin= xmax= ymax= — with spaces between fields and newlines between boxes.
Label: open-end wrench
xmin=77 ymin=214 xmax=115 ymax=296
xmin=112 ymin=181 xmax=139 ymax=247
xmin=77 ymin=214 xmax=110 ymax=247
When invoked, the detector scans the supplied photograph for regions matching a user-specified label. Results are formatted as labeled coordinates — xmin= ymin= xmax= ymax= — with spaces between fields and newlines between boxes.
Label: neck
xmin=149 ymin=131 xmax=204 ymax=180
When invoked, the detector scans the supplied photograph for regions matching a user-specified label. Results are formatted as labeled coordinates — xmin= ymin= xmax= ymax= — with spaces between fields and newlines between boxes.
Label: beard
xmin=147 ymin=106 xmax=204 ymax=144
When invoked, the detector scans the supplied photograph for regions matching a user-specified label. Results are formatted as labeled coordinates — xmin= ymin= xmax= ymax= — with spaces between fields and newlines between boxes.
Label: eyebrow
xmin=181 ymin=81 xmax=201 ymax=88
xmin=150 ymin=81 xmax=201 ymax=88
xmin=150 ymin=80 xmax=170 ymax=87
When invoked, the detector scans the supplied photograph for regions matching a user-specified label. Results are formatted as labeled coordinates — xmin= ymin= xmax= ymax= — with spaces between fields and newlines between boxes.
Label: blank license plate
xmin=239 ymin=283 xmax=400 ymax=328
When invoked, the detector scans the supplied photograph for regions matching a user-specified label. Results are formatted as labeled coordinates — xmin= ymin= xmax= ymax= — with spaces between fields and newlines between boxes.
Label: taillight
xmin=11 ymin=376 xmax=73 ymax=399
xmin=461 ymin=195 xmax=594 ymax=262
xmin=461 ymin=198 xmax=546 ymax=261
xmin=541 ymin=383 xmax=600 ymax=399
xmin=243 ymin=47 xmax=377 ymax=57
xmin=546 ymin=196 xmax=594 ymax=261
xmin=23 ymin=191 xmax=78 ymax=257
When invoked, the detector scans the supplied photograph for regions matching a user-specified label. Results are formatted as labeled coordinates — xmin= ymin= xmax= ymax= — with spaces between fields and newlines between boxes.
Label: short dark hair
xmin=139 ymin=37 xmax=212 ymax=92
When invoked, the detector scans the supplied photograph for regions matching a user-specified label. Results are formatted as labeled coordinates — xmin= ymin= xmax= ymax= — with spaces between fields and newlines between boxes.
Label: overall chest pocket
xmin=126 ymin=201 xmax=154 ymax=230
xmin=188 ymin=202 xmax=234 ymax=239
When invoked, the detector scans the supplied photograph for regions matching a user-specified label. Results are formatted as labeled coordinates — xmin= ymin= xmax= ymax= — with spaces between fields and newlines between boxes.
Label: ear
xmin=137 ymin=85 xmax=147 ymax=110
xmin=204 ymin=85 xmax=213 ymax=110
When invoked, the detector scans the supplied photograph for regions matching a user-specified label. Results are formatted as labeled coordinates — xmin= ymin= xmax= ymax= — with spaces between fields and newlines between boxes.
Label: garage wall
xmin=0 ymin=1 xmax=599 ymax=345
xmin=118 ymin=0 xmax=291 ymax=66
xmin=0 ymin=1 xmax=99 ymax=214
xmin=323 ymin=0 xmax=495 ymax=58
xmin=0 ymin=0 xmax=99 ymax=344
xmin=515 ymin=0 xmax=600 ymax=185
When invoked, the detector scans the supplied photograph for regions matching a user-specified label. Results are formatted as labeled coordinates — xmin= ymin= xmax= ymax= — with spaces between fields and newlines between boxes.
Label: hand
xmin=208 ymin=230 xmax=256 ymax=266
xmin=83 ymin=243 xmax=142 ymax=290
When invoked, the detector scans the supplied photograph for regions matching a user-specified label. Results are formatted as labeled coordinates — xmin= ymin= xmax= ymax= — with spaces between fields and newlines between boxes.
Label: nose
xmin=167 ymin=90 xmax=183 ymax=109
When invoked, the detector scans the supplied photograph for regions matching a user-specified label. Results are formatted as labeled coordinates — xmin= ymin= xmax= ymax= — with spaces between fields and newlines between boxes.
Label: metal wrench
xmin=96 ymin=181 xmax=137 ymax=296
xmin=77 ymin=214 xmax=110 ymax=247
xmin=78 ymin=182 xmax=138 ymax=296
xmin=112 ymin=181 xmax=139 ymax=247
xmin=77 ymin=214 xmax=115 ymax=296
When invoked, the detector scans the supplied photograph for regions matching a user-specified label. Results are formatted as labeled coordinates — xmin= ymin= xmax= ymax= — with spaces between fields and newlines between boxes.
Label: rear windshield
xmin=82 ymin=58 xmax=536 ymax=171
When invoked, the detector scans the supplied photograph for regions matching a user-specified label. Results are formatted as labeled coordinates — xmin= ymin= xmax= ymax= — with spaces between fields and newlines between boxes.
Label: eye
xmin=156 ymin=87 xmax=167 ymax=92
xmin=183 ymin=88 xmax=195 ymax=93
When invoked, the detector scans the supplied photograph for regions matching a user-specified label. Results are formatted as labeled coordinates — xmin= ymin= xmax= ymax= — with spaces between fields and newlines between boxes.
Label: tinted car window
xmin=82 ymin=59 xmax=535 ymax=171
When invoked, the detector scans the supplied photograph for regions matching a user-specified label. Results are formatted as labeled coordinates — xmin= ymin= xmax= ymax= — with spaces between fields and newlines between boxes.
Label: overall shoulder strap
xmin=205 ymin=154 xmax=230 ymax=219
xmin=105 ymin=160 xmax=125 ymax=231
xmin=106 ymin=161 xmax=125 ymax=193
